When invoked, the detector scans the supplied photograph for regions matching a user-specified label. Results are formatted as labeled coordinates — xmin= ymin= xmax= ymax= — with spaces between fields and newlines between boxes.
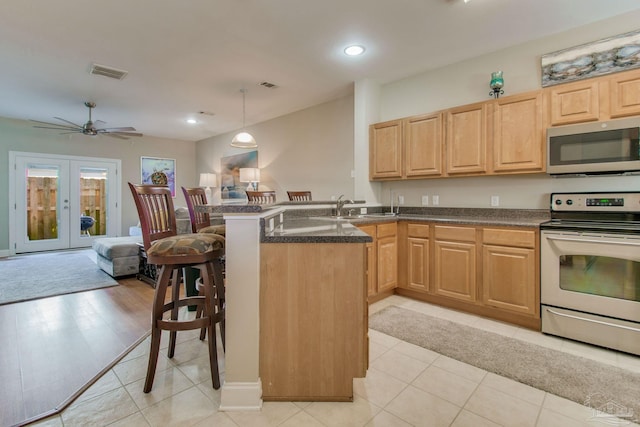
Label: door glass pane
xmin=26 ymin=164 xmax=60 ymax=241
xmin=559 ymin=255 xmax=640 ymax=302
xmin=79 ymin=167 xmax=108 ymax=237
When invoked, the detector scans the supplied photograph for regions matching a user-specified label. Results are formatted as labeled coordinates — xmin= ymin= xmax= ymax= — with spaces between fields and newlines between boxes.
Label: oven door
xmin=541 ymin=230 xmax=640 ymax=322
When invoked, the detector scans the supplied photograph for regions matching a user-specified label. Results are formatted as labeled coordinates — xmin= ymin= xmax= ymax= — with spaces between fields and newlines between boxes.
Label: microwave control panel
xmin=550 ymin=192 xmax=640 ymax=213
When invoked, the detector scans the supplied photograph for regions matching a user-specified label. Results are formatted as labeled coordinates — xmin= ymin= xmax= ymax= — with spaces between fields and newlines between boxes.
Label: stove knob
xmin=555 ymin=199 xmax=562 ymax=205
xmin=566 ymin=199 xmax=573 ymax=205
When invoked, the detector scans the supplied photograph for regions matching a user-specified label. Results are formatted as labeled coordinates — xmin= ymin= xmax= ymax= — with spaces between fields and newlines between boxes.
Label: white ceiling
xmin=1 ymin=0 xmax=640 ymax=142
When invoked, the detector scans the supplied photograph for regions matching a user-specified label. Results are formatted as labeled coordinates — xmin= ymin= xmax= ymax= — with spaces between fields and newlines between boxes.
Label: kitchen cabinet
xmin=357 ymin=222 xmax=397 ymax=302
xmin=398 ymin=222 xmax=429 ymax=293
xmin=548 ymin=68 xmax=640 ymax=125
xmin=482 ymin=228 xmax=539 ymax=318
xmin=609 ymin=68 xmax=640 ymax=118
xmin=492 ymin=91 xmax=545 ymax=173
xmin=445 ymin=102 xmax=488 ymax=175
xmin=405 ymin=113 xmax=443 ymax=177
xmin=260 ymin=242 xmax=367 ymax=400
xmin=548 ymin=79 xmax=601 ymax=125
xmin=394 ymin=221 xmax=541 ymax=329
xmin=370 ymin=119 xmax=403 ymax=179
xmin=433 ymin=225 xmax=477 ymax=303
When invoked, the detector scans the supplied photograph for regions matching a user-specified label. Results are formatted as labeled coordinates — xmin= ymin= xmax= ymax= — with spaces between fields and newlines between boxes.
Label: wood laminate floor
xmin=0 ymin=276 xmax=154 ymax=427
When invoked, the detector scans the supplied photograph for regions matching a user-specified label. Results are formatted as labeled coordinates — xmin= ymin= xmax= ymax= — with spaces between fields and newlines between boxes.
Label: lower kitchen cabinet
xmin=482 ymin=228 xmax=539 ymax=318
xmin=395 ymin=221 xmax=540 ymax=330
xmin=433 ymin=225 xmax=477 ymax=303
xmin=358 ymin=222 xmax=397 ymax=302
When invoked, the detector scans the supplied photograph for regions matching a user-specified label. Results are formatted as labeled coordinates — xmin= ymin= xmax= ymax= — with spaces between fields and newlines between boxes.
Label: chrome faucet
xmin=336 ymin=194 xmax=354 ymax=217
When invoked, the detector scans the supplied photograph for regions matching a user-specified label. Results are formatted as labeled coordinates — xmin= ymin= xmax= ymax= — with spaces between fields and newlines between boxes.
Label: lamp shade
xmin=231 ymin=132 xmax=257 ymax=149
xmin=199 ymin=173 xmax=217 ymax=188
xmin=239 ymin=168 xmax=260 ymax=183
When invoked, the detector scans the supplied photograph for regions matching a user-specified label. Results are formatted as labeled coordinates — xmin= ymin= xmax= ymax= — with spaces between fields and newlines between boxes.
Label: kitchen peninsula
xmin=197 ymin=202 xmax=549 ymax=410
xmin=197 ymin=203 xmax=372 ymax=409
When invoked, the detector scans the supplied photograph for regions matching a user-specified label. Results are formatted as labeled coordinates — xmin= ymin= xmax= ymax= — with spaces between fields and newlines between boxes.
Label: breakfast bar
xmin=197 ymin=204 xmax=372 ymax=409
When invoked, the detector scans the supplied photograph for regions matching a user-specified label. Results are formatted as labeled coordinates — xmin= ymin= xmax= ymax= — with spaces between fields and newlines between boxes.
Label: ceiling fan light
xmin=231 ymin=131 xmax=257 ymax=148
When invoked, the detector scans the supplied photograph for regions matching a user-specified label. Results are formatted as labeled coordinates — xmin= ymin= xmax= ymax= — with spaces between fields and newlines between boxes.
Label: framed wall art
xmin=220 ymin=150 xmax=258 ymax=201
xmin=541 ymin=30 xmax=640 ymax=87
xmin=141 ymin=156 xmax=176 ymax=197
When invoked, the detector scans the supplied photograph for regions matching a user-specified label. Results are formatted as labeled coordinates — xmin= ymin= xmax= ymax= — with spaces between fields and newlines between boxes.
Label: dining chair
xmin=246 ymin=190 xmax=276 ymax=204
xmin=128 ymin=183 xmax=226 ymax=392
xmin=287 ymin=191 xmax=312 ymax=201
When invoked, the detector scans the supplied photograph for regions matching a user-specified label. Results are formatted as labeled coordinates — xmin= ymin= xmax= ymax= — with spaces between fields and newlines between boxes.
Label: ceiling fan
xmin=32 ymin=101 xmax=143 ymax=140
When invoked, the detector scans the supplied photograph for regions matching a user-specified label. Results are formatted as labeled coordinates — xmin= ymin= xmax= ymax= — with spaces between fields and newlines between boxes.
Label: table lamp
xmin=239 ymin=168 xmax=260 ymax=191
xmin=199 ymin=173 xmax=217 ymax=203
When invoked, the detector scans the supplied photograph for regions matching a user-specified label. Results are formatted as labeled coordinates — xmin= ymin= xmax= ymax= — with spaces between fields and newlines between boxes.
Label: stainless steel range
xmin=540 ymin=191 xmax=640 ymax=356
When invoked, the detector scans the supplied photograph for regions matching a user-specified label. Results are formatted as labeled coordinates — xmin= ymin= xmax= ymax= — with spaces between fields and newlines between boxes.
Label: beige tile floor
xmin=31 ymin=295 xmax=640 ymax=427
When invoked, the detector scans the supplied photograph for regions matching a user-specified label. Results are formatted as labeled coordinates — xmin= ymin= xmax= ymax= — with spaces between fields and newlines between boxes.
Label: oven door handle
xmin=545 ymin=308 xmax=640 ymax=333
xmin=544 ymin=235 xmax=640 ymax=246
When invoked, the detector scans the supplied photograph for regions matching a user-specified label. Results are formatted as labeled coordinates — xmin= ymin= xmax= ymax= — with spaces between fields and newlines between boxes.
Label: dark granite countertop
xmin=261 ymin=217 xmax=373 ymax=243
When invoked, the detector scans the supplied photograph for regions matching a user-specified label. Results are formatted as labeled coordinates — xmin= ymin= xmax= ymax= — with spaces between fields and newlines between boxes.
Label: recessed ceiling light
xmin=344 ymin=45 xmax=365 ymax=56
xmin=186 ymin=118 xmax=197 ymax=124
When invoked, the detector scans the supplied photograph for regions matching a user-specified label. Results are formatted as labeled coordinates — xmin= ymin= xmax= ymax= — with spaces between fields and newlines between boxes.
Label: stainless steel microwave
xmin=547 ymin=117 xmax=640 ymax=176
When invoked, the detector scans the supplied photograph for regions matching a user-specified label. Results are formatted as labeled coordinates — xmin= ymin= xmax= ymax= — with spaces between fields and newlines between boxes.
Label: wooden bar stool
xmin=129 ymin=183 xmax=225 ymax=392
xmin=246 ymin=190 xmax=276 ymax=204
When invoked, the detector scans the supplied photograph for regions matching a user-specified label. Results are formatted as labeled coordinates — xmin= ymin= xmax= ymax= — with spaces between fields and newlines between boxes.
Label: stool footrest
xmin=157 ymin=317 xmax=210 ymax=331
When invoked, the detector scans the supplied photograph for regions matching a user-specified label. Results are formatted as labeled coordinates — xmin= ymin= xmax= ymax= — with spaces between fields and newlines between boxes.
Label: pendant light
xmin=230 ymin=88 xmax=257 ymax=148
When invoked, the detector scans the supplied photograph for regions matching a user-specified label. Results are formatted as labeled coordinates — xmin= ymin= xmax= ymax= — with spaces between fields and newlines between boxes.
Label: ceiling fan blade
xmin=104 ymin=133 xmax=129 ymax=140
xmin=32 ymin=124 xmax=81 ymax=131
xmin=109 ymin=131 xmax=143 ymax=137
xmin=94 ymin=120 xmax=107 ymax=127
xmin=99 ymin=126 xmax=136 ymax=132
xmin=30 ymin=119 xmax=81 ymax=130
xmin=53 ymin=117 xmax=83 ymax=128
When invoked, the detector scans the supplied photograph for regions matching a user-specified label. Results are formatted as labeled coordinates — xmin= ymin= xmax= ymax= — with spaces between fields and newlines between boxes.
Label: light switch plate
xmin=398 ymin=195 xmax=404 ymax=205
xmin=421 ymin=195 xmax=429 ymax=206
xmin=432 ymin=195 xmax=439 ymax=206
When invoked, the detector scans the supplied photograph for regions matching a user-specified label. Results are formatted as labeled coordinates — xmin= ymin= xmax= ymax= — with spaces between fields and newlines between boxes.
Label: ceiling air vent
xmin=259 ymin=81 xmax=278 ymax=89
xmin=90 ymin=63 xmax=128 ymax=80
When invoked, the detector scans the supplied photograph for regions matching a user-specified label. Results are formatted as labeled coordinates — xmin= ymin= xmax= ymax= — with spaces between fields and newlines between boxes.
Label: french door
xmin=10 ymin=152 xmax=121 ymax=254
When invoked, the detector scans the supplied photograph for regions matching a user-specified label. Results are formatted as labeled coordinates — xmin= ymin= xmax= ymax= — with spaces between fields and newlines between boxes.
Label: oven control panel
xmin=550 ymin=192 xmax=640 ymax=212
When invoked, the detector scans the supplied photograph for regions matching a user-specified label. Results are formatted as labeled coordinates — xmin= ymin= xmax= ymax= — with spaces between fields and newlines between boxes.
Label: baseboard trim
xmin=219 ymin=379 xmax=263 ymax=411
xmin=0 ymin=249 xmax=10 ymax=258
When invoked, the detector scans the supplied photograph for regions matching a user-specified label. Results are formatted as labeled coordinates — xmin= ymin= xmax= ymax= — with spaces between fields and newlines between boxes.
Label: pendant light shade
xmin=231 ymin=88 xmax=257 ymax=148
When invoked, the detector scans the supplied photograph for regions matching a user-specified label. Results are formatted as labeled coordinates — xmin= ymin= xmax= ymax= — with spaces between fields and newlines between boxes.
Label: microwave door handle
xmin=545 ymin=235 xmax=640 ymax=246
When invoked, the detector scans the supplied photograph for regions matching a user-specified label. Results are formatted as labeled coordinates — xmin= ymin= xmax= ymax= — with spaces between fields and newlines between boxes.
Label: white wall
xmin=196 ymin=95 xmax=355 ymax=202
xmin=373 ymin=9 xmax=640 ymax=209
xmin=0 ymin=117 xmax=197 ymax=251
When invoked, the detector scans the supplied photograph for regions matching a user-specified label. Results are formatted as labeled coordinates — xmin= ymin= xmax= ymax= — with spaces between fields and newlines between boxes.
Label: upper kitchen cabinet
xmin=548 ymin=68 xmax=640 ymax=125
xmin=445 ymin=102 xmax=488 ymax=176
xmin=370 ymin=119 xmax=403 ymax=180
xmin=609 ymin=68 xmax=640 ymax=118
xmin=492 ymin=91 xmax=545 ymax=173
xmin=548 ymin=79 xmax=601 ymax=126
xmin=405 ymin=113 xmax=443 ymax=177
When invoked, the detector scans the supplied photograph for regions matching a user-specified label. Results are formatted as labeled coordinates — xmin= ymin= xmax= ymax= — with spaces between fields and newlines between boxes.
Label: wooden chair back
xmin=246 ymin=190 xmax=276 ymax=204
xmin=182 ymin=186 xmax=211 ymax=233
xmin=128 ymin=183 xmax=178 ymax=250
xmin=287 ymin=191 xmax=312 ymax=201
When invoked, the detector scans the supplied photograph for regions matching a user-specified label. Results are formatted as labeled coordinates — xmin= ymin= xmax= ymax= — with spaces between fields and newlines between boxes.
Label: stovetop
xmin=542 ymin=191 xmax=640 ymax=233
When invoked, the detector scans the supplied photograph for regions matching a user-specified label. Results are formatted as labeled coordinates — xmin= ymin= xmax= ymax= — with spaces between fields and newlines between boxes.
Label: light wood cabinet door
xmin=406 ymin=236 xmax=429 ymax=293
xmin=445 ymin=103 xmax=488 ymax=175
xmin=404 ymin=113 xmax=443 ymax=177
xmin=609 ymin=69 xmax=640 ymax=119
xmin=377 ymin=223 xmax=398 ymax=292
xmin=549 ymin=79 xmax=601 ymax=125
xmin=482 ymin=245 xmax=536 ymax=316
xmin=493 ymin=91 xmax=545 ymax=172
xmin=433 ymin=225 xmax=477 ymax=302
xmin=358 ymin=225 xmax=377 ymax=298
xmin=370 ymin=120 xmax=403 ymax=180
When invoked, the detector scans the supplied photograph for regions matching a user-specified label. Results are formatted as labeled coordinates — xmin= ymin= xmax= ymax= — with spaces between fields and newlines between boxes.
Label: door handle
xmin=545 ymin=235 xmax=640 ymax=247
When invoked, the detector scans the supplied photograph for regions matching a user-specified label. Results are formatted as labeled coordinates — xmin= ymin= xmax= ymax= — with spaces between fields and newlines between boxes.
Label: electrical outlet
xmin=421 ymin=195 xmax=429 ymax=206
xmin=491 ymin=195 xmax=500 ymax=207
xmin=398 ymin=195 xmax=404 ymax=205
xmin=360 ymin=207 xmax=367 ymax=214
xmin=330 ymin=195 xmax=336 ymax=201
xmin=432 ymin=195 xmax=439 ymax=206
